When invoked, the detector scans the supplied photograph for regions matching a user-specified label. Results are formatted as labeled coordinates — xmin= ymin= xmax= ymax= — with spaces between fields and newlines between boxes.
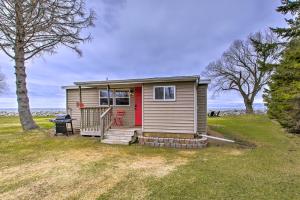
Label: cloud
xmin=0 ymin=0 xmax=286 ymax=108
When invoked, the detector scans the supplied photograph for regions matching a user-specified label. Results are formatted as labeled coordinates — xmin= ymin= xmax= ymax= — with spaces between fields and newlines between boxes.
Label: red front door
xmin=135 ymin=87 xmax=142 ymax=126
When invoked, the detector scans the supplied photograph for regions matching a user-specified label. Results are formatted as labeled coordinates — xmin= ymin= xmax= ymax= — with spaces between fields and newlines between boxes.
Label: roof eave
xmin=74 ymin=75 xmax=200 ymax=86
xmin=198 ymin=79 xmax=211 ymax=85
xmin=61 ymin=85 xmax=93 ymax=90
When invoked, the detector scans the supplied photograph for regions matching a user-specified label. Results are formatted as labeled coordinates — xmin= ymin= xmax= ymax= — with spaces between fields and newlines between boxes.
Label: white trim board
xmin=194 ymin=83 xmax=197 ymax=133
xmin=142 ymin=84 xmax=144 ymax=132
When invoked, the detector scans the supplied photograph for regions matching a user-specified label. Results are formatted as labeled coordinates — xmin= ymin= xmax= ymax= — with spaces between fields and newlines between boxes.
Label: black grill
xmin=50 ymin=114 xmax=74 ymax=136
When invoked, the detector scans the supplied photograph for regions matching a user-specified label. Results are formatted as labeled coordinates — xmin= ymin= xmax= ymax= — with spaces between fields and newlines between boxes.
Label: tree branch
xmin=203 ymin=30 xmax=281 ymax=108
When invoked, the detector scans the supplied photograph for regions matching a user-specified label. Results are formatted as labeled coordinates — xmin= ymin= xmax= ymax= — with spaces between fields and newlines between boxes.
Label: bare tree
xmin=0 ymin=69 xmax=5 ymax=93
xmin=203 ymin=31 xmax=281 ymax=114
xmin=0 ymin=0 xmax=95 ymax=130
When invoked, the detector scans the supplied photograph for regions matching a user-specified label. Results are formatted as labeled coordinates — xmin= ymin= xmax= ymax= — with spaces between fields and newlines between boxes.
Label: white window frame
xmin=114 ymin=89 xmax=130 ymax=107
xmin=99 ymin=89 xmax=114 ymax=107
xmin=99 ymin=89 xmax=130 ymax=107
xmin=153 ymin=86 xmax=176 ymax=101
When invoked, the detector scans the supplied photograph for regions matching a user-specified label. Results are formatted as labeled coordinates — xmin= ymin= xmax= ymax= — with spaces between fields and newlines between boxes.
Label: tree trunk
xmin=15 ymin=2 xmax=38 ymax=130
xmin=244 ymin=99 xmax=254 ymax=114
xmin=15 ymin=52 xmax=39 ymax=130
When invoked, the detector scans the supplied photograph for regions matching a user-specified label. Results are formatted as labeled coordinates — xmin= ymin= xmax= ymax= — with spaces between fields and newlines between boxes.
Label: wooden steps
xmin=101 ymin=129 xmax=137 ymax=145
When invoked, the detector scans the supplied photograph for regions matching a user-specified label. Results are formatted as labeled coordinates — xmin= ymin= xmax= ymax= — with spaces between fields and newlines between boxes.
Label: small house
xmin=63 ymin=75 xmax=210 ymax=145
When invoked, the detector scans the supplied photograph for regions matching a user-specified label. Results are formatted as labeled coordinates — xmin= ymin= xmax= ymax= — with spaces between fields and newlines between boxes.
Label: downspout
xmin=79 ymin=85 xmax=83 ymax=131
xmin=79 ymin=85 xmax=82 ymax=106
xmin=199 ymin=134 xmax=235 ymax=143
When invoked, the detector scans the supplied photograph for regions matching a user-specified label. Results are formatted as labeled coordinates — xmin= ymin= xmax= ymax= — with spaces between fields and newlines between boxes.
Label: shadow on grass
xmin=208 ymin=127 xmax=257 ymax=149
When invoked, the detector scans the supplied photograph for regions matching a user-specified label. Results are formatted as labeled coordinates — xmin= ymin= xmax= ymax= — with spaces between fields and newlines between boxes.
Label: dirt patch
xmin=127 ymin=156 xmax=188 ymax=177
xmin=178 ymin=150 xmax=197 ymax=157
xmin=226 ymin=149 xmax=244 ymax=156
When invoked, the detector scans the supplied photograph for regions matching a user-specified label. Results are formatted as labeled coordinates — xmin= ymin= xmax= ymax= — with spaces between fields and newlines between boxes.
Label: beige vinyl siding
xmin=66 ymin=88 xmax=136 ymax=129
xmin=66 ymin=88 xmax=99 ymax=129
xmin=197 ymin=84 xmax=208 ymax=133
xmin=66 ymin=89 xmax=80 ymax=128
xmin=143 ymin=81 xmax=195 ymax=134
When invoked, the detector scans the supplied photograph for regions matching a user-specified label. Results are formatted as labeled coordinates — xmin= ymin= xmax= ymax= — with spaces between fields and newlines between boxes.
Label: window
xmin=154 ymin=86 xmax=176 ymax=101
xmin=99 ymin=89 xmax=130 ymax=106
xmin=154 ymin=87 xmax=164 ymax=100
xmin=99 ymin=90 xmax=113 ymax=105
xmin=165 ymin=86 xmax=175 ymax=100
xmin=115 ymin=90 xmax=130 ymax=106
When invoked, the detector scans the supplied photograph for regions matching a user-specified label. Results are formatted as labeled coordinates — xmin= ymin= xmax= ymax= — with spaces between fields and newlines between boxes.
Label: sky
xmin=0 ymin=0 xmax=287 ymax=108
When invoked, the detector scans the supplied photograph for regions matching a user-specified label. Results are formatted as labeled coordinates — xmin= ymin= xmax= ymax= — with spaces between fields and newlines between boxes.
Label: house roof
xmin=62 ymin=75 xmax=210 ymax=89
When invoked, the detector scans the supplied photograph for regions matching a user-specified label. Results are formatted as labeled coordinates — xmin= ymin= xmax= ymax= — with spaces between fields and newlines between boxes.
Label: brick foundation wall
xmin=138 ymin=136 xmax=207 ymax=149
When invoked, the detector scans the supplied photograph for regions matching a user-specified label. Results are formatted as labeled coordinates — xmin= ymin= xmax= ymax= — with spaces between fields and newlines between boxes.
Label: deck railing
xmin=100 ymin=106 xmax=113 ymax=139
xmin=80 ymin=107 xmax=111 ymax=136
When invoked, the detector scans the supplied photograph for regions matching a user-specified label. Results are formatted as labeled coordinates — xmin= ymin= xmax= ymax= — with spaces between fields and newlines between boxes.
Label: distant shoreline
xmin=0 ymin=103 xmax=266 ymax=113
xmin=0 ymin=108 xmax=66 ymax=112
xmin=0 ymin=103 xmax=266 ymax=116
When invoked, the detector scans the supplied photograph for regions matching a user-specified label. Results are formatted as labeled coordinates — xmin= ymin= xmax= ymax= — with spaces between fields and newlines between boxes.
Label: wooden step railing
xmin=80 ymin=107 xmax=111 ymax=135
xmin=100 ymin=106 xmax=113 ymax=139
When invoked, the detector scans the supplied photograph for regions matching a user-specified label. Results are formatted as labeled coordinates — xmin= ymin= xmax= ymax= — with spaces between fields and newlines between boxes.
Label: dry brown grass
xmin=3 ymin=116 xmax=299 ymax=199
xmin=0 ymin=146 xmax=195 ymax=200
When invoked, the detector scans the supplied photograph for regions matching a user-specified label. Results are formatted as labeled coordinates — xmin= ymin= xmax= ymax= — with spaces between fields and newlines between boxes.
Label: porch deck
xmin=80 ymin=107 xmax=141 ymax=144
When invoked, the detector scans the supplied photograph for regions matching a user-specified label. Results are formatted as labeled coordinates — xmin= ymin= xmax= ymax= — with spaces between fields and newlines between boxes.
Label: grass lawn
xmin=0 ymin=115 xmax=299 ymax=200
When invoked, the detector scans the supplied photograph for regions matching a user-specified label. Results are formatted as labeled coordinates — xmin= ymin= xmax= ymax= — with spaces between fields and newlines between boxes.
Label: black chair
xmin=208 ymin=111 xmax=220 ymax=117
